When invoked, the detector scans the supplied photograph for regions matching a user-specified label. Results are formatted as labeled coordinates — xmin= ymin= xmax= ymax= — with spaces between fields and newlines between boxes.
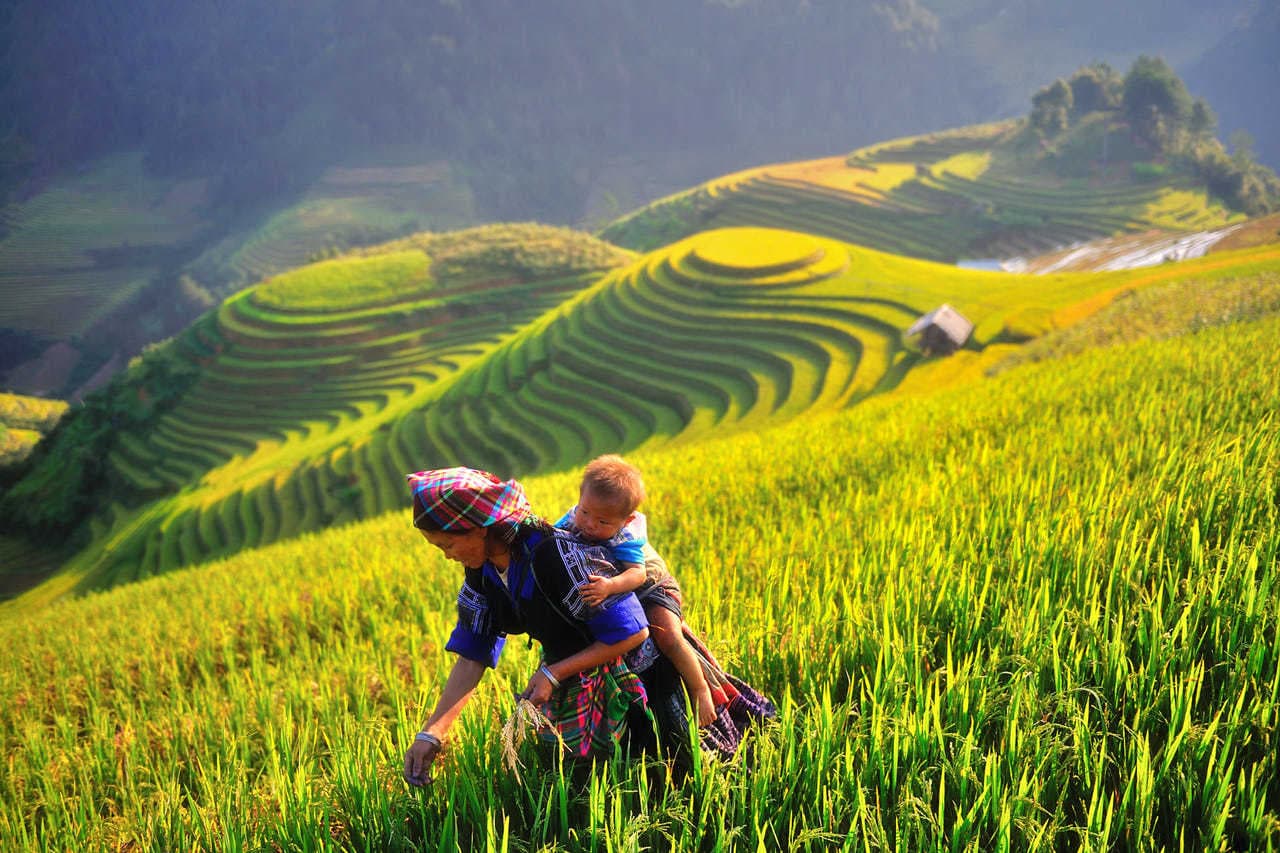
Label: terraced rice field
xmin=186 ymin=160 xmax=477 ymax=291
xmin=4 ymin=227 xmax=619 ymax=592
xmin=600 ymin=121 xmax=1242 ymax=262
xmin=402 ymin=227 xmax=909 ymax=475
xmin=0 ymin=154 xmax=207 ymax=337
xmin=86 ymin=228 xmax=920 ymax=586
xmin=95 ymin=263 xmax=599 ymax=582
xmin=25 ymin=227 xmax=1268 ymax=603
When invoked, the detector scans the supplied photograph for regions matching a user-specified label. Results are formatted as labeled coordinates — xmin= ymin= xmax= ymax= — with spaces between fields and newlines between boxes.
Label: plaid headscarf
xmin=407 ymin=467 xmax=535 ymax=532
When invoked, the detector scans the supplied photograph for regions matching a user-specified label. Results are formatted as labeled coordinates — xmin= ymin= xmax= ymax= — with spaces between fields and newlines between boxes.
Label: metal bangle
xmin=415 ymin=731 xmax=442 ymax=747
xmin=538 ymin=663 xmax=561 ymax=689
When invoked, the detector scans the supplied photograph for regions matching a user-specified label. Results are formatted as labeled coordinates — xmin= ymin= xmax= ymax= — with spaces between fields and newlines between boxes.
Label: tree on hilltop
xmin=1122 ymin=55 xmax=1193 ymax=148
xmin=1068 ymin=63 xmax=1121 ymax=117
xmin=1188 ymin=98 xmax=1216 ymax=140
xmin=1030 ymin=78 xmax=1073 ymax=136
xmin=1023 ymin=56 xmax=1280 ymax=216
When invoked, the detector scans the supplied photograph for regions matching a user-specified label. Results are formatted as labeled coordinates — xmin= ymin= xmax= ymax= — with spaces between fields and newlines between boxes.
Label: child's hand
xmin=579 ymin=574 xmax=612 ymax=607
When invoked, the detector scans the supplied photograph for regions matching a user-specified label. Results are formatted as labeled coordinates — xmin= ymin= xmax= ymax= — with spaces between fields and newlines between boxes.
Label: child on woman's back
xmin=556 ymin=454 xmax=716 ymax=727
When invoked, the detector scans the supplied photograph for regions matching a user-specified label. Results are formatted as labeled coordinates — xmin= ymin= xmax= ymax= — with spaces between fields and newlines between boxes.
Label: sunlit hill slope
xmin=601 ymin=120 xmax=1242 ymax=260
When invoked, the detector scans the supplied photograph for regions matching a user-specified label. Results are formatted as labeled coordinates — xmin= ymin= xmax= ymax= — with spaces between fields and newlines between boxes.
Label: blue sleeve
xmin=554 ymin=508 xmax=574 ymax=530
xmin=443 ymin=577 xmax=506 ymax=668
xmin=445 ymin=625 xmax=507 ymax=668
xmin=585 ymin=592 xmax=648 ymax=645
xmin=609 ymin=539 xmax=646 ymax=564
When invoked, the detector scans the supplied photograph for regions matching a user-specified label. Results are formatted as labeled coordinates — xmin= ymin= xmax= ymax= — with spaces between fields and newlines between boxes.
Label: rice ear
xmin=500 ymin=698 xmax=563 ymax=779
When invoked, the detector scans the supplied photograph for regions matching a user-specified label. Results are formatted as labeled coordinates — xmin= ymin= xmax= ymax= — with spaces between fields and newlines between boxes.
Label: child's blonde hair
xmin=580 ymin=454 xmax=646 ymax=515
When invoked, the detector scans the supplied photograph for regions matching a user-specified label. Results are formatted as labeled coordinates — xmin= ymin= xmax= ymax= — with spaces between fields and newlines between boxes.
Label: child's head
xmin=572 ymin=454 xmax=645 ymax=543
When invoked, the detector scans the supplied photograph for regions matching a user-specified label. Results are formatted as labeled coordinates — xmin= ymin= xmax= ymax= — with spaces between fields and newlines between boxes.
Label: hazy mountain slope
xmin=0 ymin=155 xmax=478 ymax=399
xmin=921 ymin=0 xmax=1253 ymax=111
xmin=1185 ymin=2 xmax=1280 ymax=171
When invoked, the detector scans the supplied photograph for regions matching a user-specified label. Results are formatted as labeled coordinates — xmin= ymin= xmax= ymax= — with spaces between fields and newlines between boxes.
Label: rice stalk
xmin=499 ymin=698 xmax=561 ymax=781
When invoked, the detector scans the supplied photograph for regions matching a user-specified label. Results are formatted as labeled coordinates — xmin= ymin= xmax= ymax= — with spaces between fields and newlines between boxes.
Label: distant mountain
xmin=1185 ymin=2 xmax=1280 ymax=170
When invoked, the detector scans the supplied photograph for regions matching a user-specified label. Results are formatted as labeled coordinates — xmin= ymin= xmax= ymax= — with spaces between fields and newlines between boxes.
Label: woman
xmin=401 ymin=467 xmax=770 ymax=786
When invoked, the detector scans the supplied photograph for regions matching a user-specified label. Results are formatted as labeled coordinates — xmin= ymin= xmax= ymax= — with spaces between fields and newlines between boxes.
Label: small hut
xmin=906 ymin=304 xmax=973 ymax=356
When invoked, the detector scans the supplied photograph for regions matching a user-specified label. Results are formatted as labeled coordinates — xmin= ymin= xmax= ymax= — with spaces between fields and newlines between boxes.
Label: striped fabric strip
xmin=407 ymin=467 xmax=533 ymax=531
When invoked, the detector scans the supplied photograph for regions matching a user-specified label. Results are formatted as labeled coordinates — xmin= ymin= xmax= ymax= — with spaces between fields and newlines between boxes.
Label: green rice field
xmin=1 ymin=283 xmax=1277 ymax=849
xmin=8 ymin=231 xmax=1280 ymax=607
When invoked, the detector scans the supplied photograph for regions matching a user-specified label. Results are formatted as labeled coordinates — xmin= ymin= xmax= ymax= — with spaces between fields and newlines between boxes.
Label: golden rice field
xmin=0 ymin=393 xmax=68 ymax=469
xmin=600 ymin=121 xmax=1243 ymax=262
xmin=1 ymin=284 xmax=1277 ymax=849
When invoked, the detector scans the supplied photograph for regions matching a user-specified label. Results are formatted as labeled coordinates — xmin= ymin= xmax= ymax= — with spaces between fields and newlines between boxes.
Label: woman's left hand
xmin=520 ymin=669 xmax=556 ymax=705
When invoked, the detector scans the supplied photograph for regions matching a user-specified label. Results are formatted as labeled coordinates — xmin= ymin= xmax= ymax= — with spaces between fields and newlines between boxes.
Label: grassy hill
xmin=600 ymin=120 xmax=1242 ymax=260
xmin=1 ymin=266 xmax=1276 ymax=849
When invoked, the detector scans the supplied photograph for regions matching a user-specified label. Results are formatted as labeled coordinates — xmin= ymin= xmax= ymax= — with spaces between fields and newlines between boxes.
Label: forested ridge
xmin=3 ymin=0 xmax=1276 ymax=223
xmin=0 ymin=0 xmax=984 ymax=221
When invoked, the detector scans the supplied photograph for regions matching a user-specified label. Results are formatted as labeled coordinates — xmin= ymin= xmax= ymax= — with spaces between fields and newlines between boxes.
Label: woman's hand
xmin=519 ymin=667 xmax=558 ymax=705
xmin=403 ymin=734 xmax=443 ymax=787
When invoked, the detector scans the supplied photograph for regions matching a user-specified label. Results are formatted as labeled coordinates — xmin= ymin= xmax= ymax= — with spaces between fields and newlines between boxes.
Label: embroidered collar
xmin=481 ymin=529 xmax=546 ymax=601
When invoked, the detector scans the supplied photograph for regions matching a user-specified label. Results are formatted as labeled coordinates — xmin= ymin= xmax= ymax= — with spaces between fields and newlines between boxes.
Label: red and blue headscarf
xmin=407 ymin=467 xmax=535 ymax=532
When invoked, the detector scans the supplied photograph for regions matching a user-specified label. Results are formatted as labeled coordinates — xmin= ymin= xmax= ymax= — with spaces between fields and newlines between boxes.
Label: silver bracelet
xmin=415 ymin=731 xmax=442 ymax=747
xmin=538 ymin=663 xmax=561 ymax=689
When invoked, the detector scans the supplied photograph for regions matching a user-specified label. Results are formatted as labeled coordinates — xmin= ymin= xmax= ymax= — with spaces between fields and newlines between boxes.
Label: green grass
xmin=989 ymin=265 xmax=1280 ymax=375
xmin=1 ymin=300 xmax=1276 ymax=849
xmin=252 ymin=250 xmax=434 ymax=312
